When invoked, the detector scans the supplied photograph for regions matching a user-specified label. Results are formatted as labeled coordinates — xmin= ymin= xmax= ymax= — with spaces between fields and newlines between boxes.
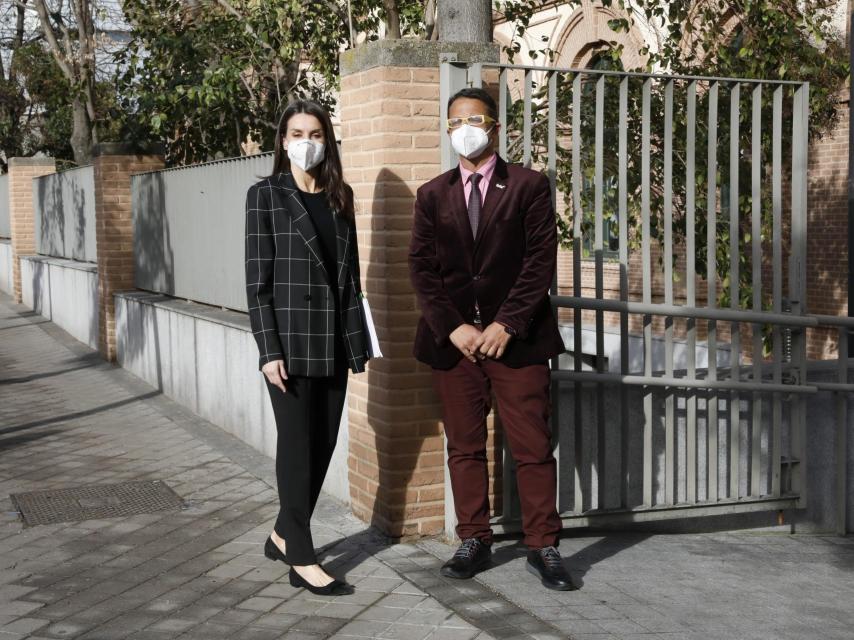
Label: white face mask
xmin=450 ymin=124 xmax=493 ymax=159
xmin=286 ymin=139 xmax=325 ymax=171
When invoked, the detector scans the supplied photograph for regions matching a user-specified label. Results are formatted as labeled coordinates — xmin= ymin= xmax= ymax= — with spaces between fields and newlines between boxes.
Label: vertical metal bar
xmin=771 ymin=85 xmax=783 ymax=497
xmin=439 ymin=56 xmax=466 ymax=539
xmin=547 ymin=73 xmax=557 ymax=206
xmin=523 ymin=69 xmax=533 ymax=168
xmin=642 ymin=78 xmax=653 ymax=507
xmin=664 ymin=79 xmax=675 ymax=505
xmin=547 ymin=72 xmax=561 ymax=512
xmin=790 ymin=84 xmax=810 ymax=507
xmin=686 ymin=80 xmax=698 ymax=504
xmin=499 ymin=68 xmax=508 ymax=160
xmin=439 ymin=57 xmax=465 ymax=174
xmin=729 ymin=83 xmax=741 ymax=500
xmin=594 ymin=73 xmax=606 ymax=510
xmin=750 ymin=84 xmax=763 ymax=497
xmin=837 ymin=327 xmax=848 ymax=535
xmin=619 ymin=76 xmax=630 ymax=509
xmin=572 ymin=72 xmax=585 ymax=513
xmin=469 ymin=63 xmax=483 ymax=88
xmin=707 ymin=81 xmax=719 ymax=502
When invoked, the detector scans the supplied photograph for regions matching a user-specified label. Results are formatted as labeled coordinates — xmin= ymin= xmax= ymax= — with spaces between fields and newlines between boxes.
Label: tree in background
xmin=497 ymin=0 xmax=848 ymax=333
xmin=115 ymin=0 xmax=428 ymax=166
xmin=1 ymin=0 xmax=132 ymax=170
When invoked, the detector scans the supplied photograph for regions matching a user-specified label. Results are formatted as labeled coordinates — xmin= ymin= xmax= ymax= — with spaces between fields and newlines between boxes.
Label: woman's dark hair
xmin=268 ymin=100 xmax=354 ymax=221
xmin=447 ymin=87 xmax=498 ymax=121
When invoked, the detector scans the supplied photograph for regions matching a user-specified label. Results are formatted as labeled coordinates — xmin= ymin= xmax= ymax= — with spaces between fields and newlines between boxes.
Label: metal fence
xmin=0 ymin=173 xmax=9 ymax=239
xmin=441 ymin=59 xmax=854 ymax=534
xmin=132 ymin=152 xmax=275 ymax=312
xmin=33 ymin=165 xmax=97 ymax=262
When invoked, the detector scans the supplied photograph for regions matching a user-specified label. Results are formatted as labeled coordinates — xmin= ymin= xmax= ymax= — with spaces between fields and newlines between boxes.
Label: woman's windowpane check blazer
xmin=244 ymin=171 xmax=370 ymax=376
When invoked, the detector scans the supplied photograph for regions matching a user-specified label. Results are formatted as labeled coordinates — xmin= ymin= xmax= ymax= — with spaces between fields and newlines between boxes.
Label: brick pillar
xmin=8 ymin=157 xmax=56 ymax=303
xmin=93 ymin=143 xmax=165 ymax=362
xmin=339 ymin=40 xmax=499 ymax=539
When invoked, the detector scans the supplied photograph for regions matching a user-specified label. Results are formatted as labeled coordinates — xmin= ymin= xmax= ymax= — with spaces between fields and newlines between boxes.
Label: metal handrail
xmin=551 ymin=295 xmax=826 ymax=327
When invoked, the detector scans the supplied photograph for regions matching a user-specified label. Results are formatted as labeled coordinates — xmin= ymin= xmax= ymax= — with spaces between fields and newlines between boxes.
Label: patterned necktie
xmin=467 ymin=173 xmax=483 ymax=238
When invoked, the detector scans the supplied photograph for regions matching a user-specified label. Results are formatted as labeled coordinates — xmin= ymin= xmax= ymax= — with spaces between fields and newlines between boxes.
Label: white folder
xmin=359 ymin=294 xmax=383 ymax=358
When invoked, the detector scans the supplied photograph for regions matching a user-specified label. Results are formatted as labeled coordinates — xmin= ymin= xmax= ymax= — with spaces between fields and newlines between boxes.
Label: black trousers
xmin=264 ymin=347 xmax=348 ymax=565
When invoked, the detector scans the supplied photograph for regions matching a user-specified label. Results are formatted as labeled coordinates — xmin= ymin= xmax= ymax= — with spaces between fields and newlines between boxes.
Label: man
xmin=408 ymin=87 xmax=573 ymax=590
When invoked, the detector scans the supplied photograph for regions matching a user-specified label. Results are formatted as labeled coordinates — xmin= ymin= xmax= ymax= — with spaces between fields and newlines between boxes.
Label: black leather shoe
xmin=289 ymin=568 xmax=354 ymax=596
xmin=526 ymin=546 xmax=575 ymax=591
xmin=264 ymin=536 xmax=288 ymax=564
xmin=440 ymin=538 xmax=492 ymax=579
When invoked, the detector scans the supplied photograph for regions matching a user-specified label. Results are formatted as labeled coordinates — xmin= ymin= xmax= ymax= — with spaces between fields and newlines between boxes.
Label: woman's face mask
xmin=286 ymin=138 xmax=326 ymax=171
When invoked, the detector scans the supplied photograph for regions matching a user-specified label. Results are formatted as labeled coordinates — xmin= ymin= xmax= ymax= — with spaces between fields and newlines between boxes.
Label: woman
xmin=245 ymin=100 xmax=370 ymax=596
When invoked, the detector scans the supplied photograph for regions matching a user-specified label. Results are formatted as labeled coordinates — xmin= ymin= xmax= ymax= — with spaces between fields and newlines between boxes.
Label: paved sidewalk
xmin=1 ymin=290 xmax=854 ymax=640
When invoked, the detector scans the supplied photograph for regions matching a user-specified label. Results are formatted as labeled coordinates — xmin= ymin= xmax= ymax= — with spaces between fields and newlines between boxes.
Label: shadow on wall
xmin=364 ymin=167 xmax=442 ymax=538
xmin=134 ymin=171 xmax=175 ymax=297
xmin=73 ymin=178 xmax=87 ymax=261
xmin=34 ymin=169 xmax=92 ymax=262
xmin=38 ymin=175 xmax=66 ymax=259
xmin=30 ymin=258 xmax=47 ymax=318
xmin=805 ymin=170 xmax=849 ymax=358
xmin=121 ymin=171 xmax=175 ymax=392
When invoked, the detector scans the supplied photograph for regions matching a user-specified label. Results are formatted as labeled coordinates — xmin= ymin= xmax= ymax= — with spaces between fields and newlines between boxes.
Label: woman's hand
xmin=262 ymin=359 xmax=288 ymax=393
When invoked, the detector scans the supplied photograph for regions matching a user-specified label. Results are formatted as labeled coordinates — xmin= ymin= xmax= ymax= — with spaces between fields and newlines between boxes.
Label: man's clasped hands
xmin=449 ymin=322 xmax=512 ymax=363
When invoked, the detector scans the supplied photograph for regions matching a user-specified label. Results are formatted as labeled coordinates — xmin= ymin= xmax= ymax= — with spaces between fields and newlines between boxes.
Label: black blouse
xmin=297 ymin=188 xmax=339 ymax=303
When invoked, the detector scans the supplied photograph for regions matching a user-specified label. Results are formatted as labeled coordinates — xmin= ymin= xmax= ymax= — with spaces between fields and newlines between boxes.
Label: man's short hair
xmin=447 ymin=88 xmax=498 ymax=122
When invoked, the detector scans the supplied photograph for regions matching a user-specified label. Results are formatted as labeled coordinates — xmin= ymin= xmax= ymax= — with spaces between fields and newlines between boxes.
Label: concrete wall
xmin=33 ymin=165 xmax=97 ymax=263
xmin=19 ymin=255 xmax=98 ymax=349
xmin=0 ymin=240 xmax=12 ymax=295
xmin=0 ymin=174 xmax=9 ymax=239
xmin=114 ymin=291 xmax=352 ymax=506
xmin=559 ymin=323 xmax=733 ymax=373
xmin=132 ymin=153 xmax=273 ymax=312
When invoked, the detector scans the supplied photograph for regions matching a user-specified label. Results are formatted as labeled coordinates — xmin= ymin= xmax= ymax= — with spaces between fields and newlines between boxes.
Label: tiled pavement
xmin=1 ymin=290 xmax=854 ymax=640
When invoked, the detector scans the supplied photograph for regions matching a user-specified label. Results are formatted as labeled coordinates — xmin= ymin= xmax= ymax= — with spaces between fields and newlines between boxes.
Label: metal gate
xmin=439 ymin=57 xmax=854 ymax=535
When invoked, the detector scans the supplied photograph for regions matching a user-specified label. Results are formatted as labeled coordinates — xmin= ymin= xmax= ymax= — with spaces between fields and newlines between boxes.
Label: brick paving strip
xmin=2 ymin=290 xmax=854 ymax=640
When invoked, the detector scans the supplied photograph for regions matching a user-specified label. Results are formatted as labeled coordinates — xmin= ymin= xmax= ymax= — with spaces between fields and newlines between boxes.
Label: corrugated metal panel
xmin=132 ymin=152 xmax=274 ymax=312
xmin=33 ymin=166 xmax=97 ymax=262
xmin=0 ymin=174 xmax=9 ymax=239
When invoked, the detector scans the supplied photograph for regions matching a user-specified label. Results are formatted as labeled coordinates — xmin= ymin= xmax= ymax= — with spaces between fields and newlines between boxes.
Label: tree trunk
xmin=70 ymin=100 xmax=92 ymax=166
xmin=437 ymin=0 xmax=491 ymax=43
xmin=383 ymin=0 xmax=401 ymax=38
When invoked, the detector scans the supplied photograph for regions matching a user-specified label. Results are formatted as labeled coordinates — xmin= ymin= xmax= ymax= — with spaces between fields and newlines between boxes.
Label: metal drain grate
xmin=10 ymin=480 xmax=185 ymax=526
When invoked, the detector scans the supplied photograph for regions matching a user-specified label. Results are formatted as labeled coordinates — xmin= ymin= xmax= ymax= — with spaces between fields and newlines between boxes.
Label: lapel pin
xmin=495 ymin=183 xmax=506 ymax=189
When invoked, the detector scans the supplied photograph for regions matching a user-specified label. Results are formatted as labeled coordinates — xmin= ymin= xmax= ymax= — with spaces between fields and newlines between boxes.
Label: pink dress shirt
xmin=459 ymin=152 xmax=498 ymax=208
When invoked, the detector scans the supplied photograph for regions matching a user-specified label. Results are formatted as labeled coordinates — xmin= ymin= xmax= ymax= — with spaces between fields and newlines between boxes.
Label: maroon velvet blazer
xmin=408 ymin=155 xmax=566 ymax=370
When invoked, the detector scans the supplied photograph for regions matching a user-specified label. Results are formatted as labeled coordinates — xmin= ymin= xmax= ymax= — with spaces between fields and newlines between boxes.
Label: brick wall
xmin=339 ymin=41 xmax=503 ymax=539
xmin=805 ymin=101 xmax=849 ymax=358
xmin=340 ymin=64 xmax=448 ymax=538
xmin=8 ymin=158 xmax=56 ymax=303
xmin=93 ymin=145 xmax=164 ymax=362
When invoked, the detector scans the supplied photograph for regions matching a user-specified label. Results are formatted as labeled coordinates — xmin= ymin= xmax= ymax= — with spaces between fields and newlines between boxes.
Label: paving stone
xmin=335 ymin=619 xmax=393 ymax=637
xmin=288 ymin=614 xmax=347 ymax=634
xmin=235 ymin=596 xmax=283 ymax=612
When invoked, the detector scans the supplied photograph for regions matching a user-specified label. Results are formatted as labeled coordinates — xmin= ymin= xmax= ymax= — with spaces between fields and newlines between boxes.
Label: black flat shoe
xmin=526 ymin=546 xmax=576 ymax=591
xmin=440 ymin=537 xmax=491 ymax=579
xmin=264 ymin=536 xmax=288 ymax=564
xmin=289 ymin=568 xmax=354 ymax=596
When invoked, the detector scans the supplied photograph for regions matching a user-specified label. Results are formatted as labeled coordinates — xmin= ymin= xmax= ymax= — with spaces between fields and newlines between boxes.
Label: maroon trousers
xmin=432 ymin=357 xmax=562 ymax=548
